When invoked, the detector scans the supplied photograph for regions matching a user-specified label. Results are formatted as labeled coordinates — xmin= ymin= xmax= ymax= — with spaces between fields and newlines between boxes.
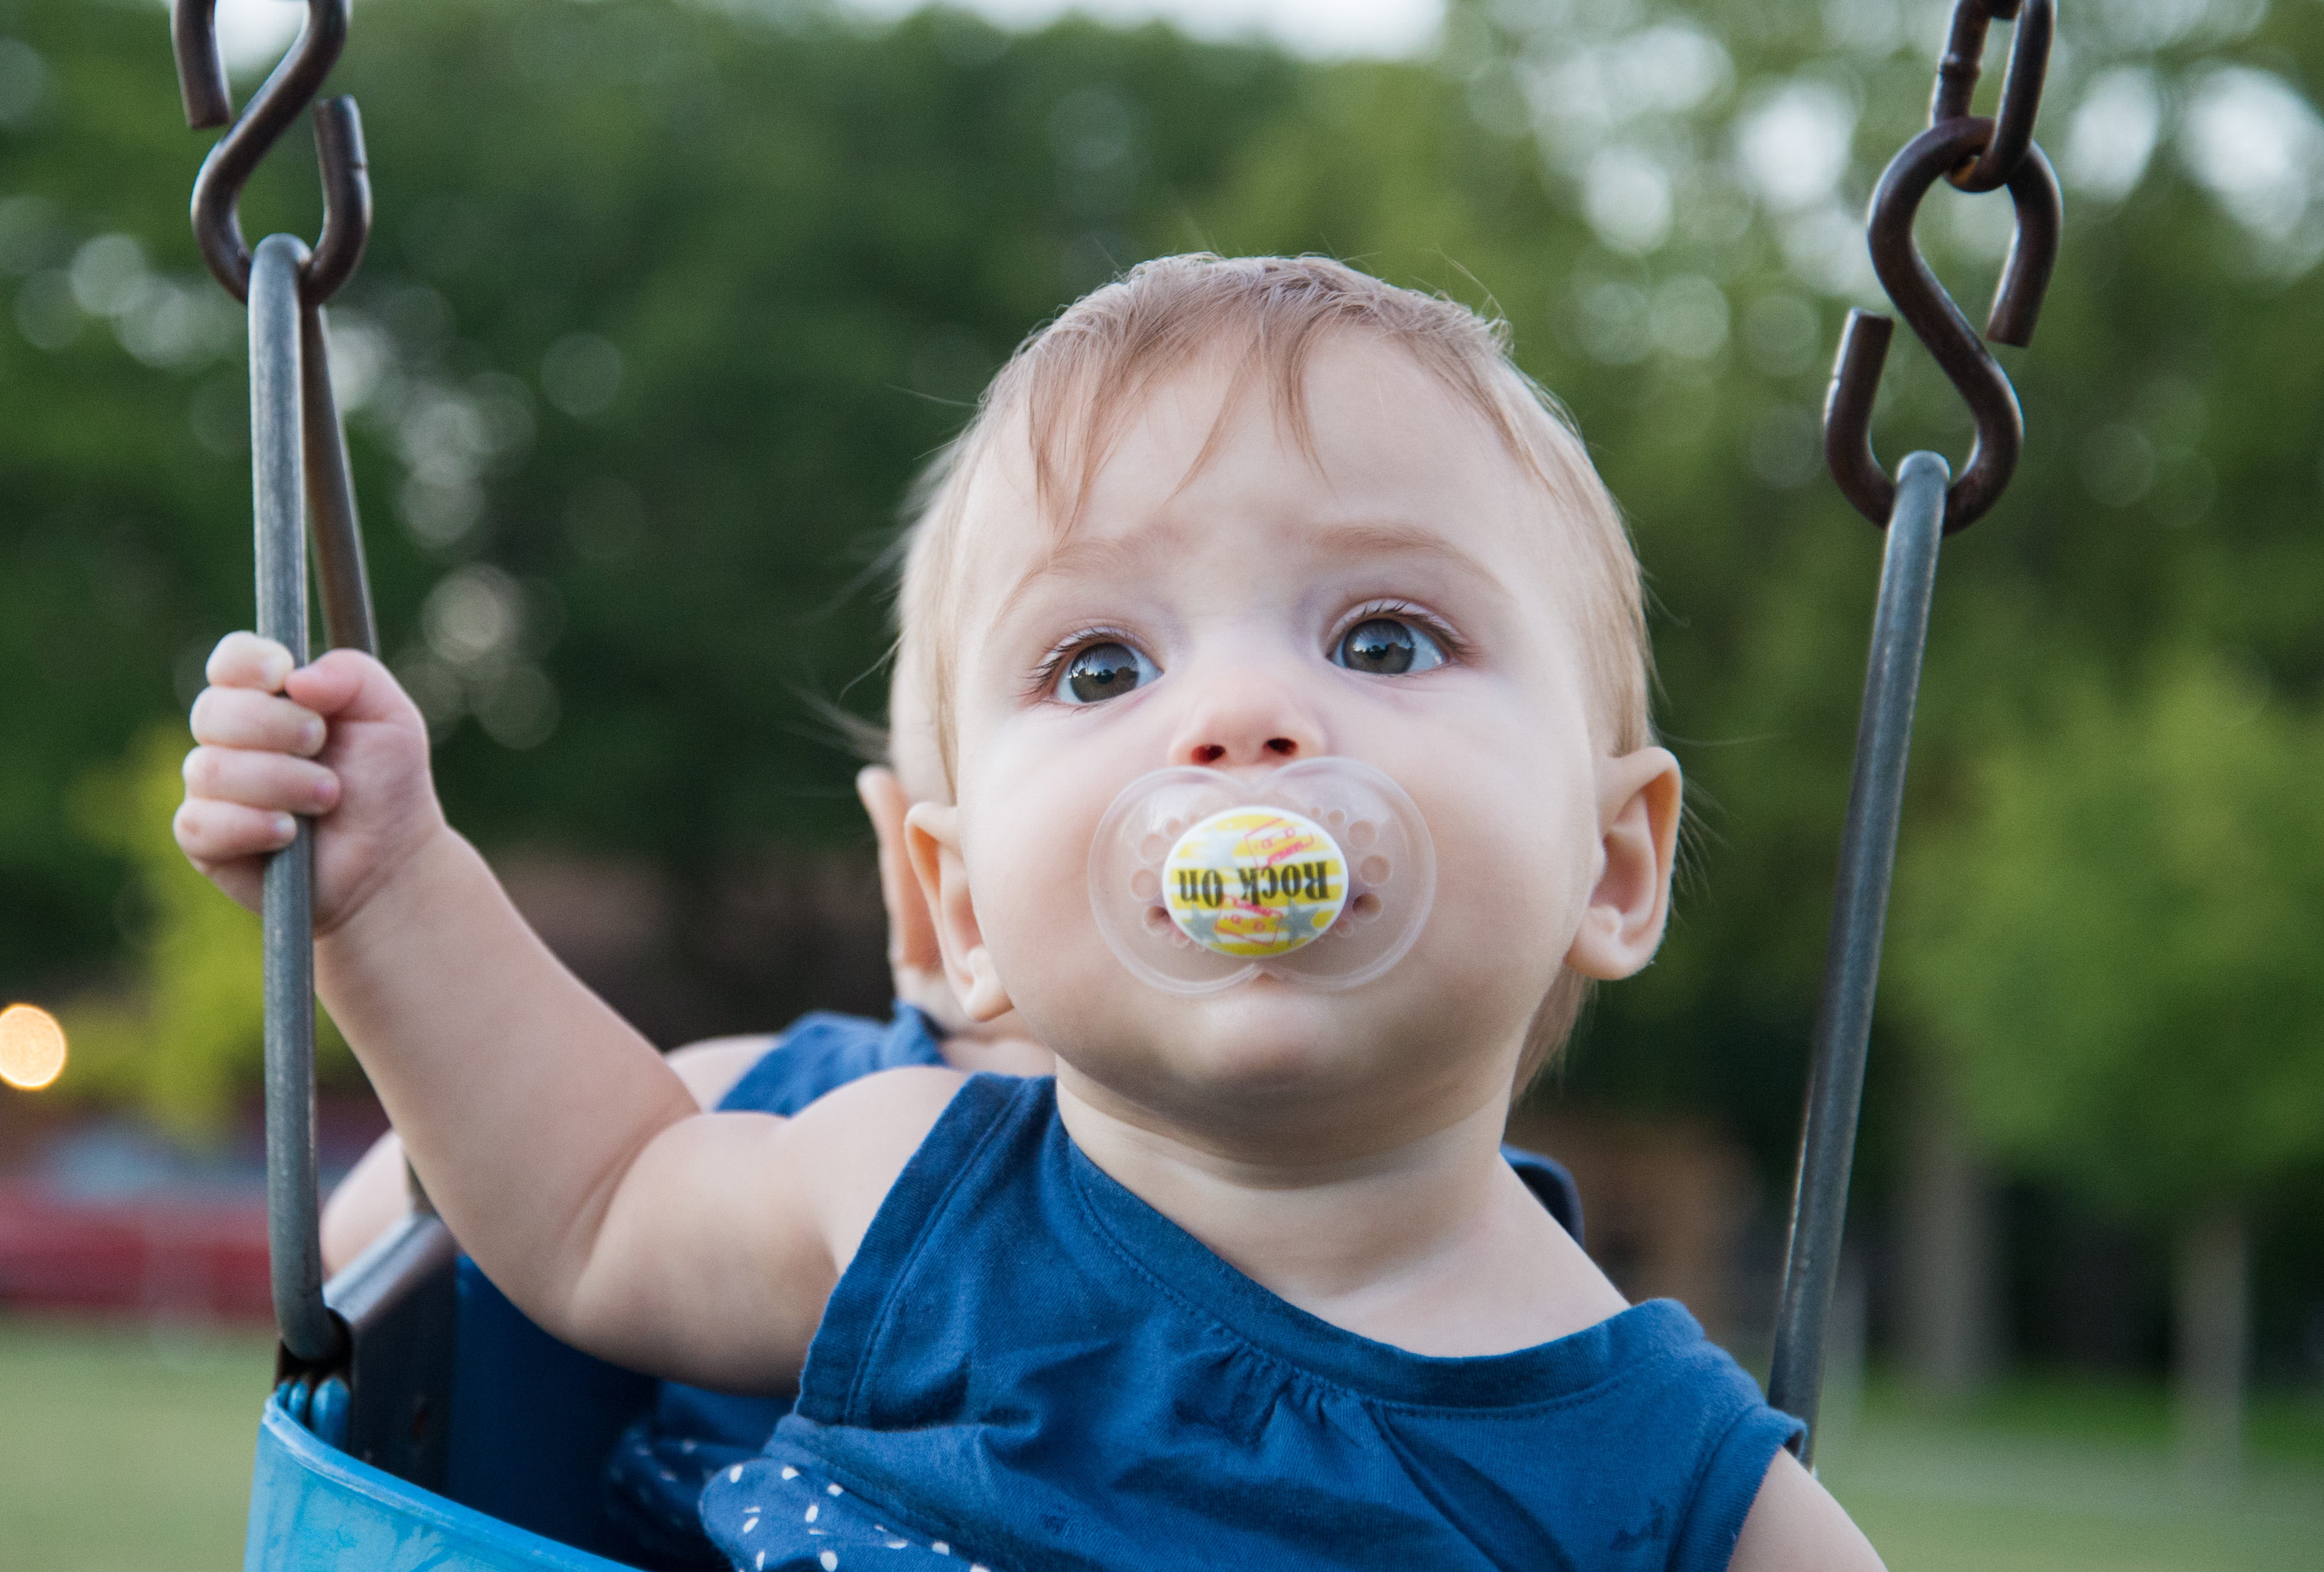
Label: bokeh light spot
xmin=0 ymin=1003 xmax=67 ymax=1090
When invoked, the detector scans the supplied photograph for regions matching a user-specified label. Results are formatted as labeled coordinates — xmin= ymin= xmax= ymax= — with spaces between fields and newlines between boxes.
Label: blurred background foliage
xmin=5 ymin=0 xmax=2324 ymax=1426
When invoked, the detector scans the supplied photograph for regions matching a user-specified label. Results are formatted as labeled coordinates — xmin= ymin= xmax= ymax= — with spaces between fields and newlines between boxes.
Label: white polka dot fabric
xmin=701 ymin=1456 xmax=1000 ymax=1572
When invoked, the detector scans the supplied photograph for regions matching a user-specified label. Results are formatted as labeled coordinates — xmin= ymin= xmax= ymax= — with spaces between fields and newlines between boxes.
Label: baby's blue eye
xmin=1055 ymin=641 xmax=1158 ymax=705
xmin=1333 ymin=618 xmax=1446 ymax=677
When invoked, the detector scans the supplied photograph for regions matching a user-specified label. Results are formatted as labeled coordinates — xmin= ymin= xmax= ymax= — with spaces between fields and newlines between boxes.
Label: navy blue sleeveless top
xmin=604 ymin=1006 xmax=951 ymax=1566
xmin=700 ymin=1074 xmax=1798 ymax=1572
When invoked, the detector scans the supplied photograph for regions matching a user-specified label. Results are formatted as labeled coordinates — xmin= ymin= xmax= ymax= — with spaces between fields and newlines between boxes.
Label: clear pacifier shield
xmin=1089 ymin=758 xmax=1435 ymax=995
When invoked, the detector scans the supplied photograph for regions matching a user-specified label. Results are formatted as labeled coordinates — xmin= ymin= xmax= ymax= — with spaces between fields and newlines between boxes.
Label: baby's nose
xmin=1168 ymin=675 xmax=1326 ymax=769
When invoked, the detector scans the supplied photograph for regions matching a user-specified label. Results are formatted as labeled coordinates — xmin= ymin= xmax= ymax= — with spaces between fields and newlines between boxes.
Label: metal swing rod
xmin=171 ymin=0 xmax=378 ymax=1368
xmin=1767 ymin=0 xmax=2061 ymax=1464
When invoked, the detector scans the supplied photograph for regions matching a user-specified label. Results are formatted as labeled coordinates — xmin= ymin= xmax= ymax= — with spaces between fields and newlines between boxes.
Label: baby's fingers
xmin=190 ymin=684 xmax=326 ymax=756
xmin=205 ymin=632 xmax=296 ymax=693
xmin=183 ymin=744 xmax=341 ymax=818
xmin=173 ymin=795 xmax=297 ymax=870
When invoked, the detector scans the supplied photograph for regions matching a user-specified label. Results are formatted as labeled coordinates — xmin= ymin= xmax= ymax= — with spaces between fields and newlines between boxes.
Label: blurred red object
xmin=0 ymin=1096 xmax=383 ymax=1322
xmin=0 ymin=1186 xmax=273 ymax=1319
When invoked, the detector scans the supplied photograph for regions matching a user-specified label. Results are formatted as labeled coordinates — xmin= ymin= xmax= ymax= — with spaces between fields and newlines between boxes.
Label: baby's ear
xmin=1565 ymin=746 xmax=1683 ymax=981
xmin=902 ymin=801 xmax=1015 ymax=1022
xmin=859 ymin=768 xmax=960 ymax=1027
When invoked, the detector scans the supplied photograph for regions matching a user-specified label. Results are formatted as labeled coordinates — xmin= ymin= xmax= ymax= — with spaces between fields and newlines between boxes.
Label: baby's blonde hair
xmin=895 ymin=254 xmax=1655 ymax=1079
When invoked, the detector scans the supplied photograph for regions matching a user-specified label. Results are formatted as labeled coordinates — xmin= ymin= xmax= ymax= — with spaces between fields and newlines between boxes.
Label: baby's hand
xmin=175 ymin=633 xmax=446 ymax=933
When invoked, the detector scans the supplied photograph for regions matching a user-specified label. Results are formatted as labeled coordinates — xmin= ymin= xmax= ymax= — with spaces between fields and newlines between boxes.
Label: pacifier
xmin=1089 ymin=757 xmax=1435 ymax=995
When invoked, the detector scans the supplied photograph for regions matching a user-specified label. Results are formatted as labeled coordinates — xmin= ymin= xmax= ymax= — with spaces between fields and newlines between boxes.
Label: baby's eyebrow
xmin=1300 ymin=519 xmax=1504 ymax=587
xmin=996 ymin=530 xmax=1161 ymax=620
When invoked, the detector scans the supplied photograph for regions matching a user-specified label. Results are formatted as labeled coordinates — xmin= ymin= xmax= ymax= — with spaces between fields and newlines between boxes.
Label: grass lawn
xmin=0 ymin=1314 xmax=273 ymax=1571
xmin=2 ymin=1313 xmax=2322 ymax=1570
xmin=1823 ymin=1376 xmax=2324 ymax=1572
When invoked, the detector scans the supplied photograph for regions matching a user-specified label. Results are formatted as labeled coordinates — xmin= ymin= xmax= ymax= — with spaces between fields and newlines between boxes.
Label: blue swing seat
xmin=248 ymin=1390 xmax=637 ymax=1572
xmin=248 ymin=1251 xmax=661 ymax=1571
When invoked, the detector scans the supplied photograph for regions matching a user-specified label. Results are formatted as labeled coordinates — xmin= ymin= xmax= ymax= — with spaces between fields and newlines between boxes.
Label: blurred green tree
xmin=56 ymin=725 xmax=263 ymax=1137
xmin=1892 ymin=655 xmax=2324 ymax=1477
xmin=58 ymin=724 xmax=357 ymax=1137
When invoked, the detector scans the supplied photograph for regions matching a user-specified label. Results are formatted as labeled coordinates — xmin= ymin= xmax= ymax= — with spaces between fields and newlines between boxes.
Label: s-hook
xmin=1824 ymin=0 xmax=2061 ymax=534
xmin=173 ymin=0 xmax=376 ymax=656
xmin=171 ymin=0 xmax=383 ymax=1369
xmin=1767 ymin=0 xmax=2060 ymax=1466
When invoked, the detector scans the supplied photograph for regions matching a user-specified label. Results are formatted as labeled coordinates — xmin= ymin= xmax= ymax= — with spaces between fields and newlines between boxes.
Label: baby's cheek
xmin=1418 ymin=809 xmax=1581 ymax=989
xmin=984 ymin=892 xmax=1107 ymax=1008
xmin=964 ymin=806 xmax=1114 ymax=1014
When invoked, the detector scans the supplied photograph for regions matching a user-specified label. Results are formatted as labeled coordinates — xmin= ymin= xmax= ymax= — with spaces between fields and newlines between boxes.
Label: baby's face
xmin=931 ymin=335 xmax=1641 ymax=1139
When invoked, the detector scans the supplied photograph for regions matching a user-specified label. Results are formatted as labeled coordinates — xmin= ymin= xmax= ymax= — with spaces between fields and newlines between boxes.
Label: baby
xmin=177 ymin=256 xmax=1881 ymax=1570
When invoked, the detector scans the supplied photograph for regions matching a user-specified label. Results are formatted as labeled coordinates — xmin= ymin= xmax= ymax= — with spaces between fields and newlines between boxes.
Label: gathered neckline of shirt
xmin=1043 ymin=1077 xmax=1699 ymax=1412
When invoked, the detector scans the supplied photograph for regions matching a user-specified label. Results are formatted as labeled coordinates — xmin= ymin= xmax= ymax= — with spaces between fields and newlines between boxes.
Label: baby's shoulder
xmin=783 ymin=1064 xmax=973 ymax=1272
xmin=785 ymin=1063 xmax=970 ymax=1171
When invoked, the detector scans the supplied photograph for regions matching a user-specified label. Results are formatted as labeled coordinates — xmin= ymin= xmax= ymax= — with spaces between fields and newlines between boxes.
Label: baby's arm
xmin=1730 ymin=1449 xmax=1885 ymax=1570
xmin=321 ymin=1035 xmax=774 ymax=1275
xmin=320 ymin=1128 xmax=416 ymax=1273
xmin=180 ymin=636 xmax=953 ymax=1389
